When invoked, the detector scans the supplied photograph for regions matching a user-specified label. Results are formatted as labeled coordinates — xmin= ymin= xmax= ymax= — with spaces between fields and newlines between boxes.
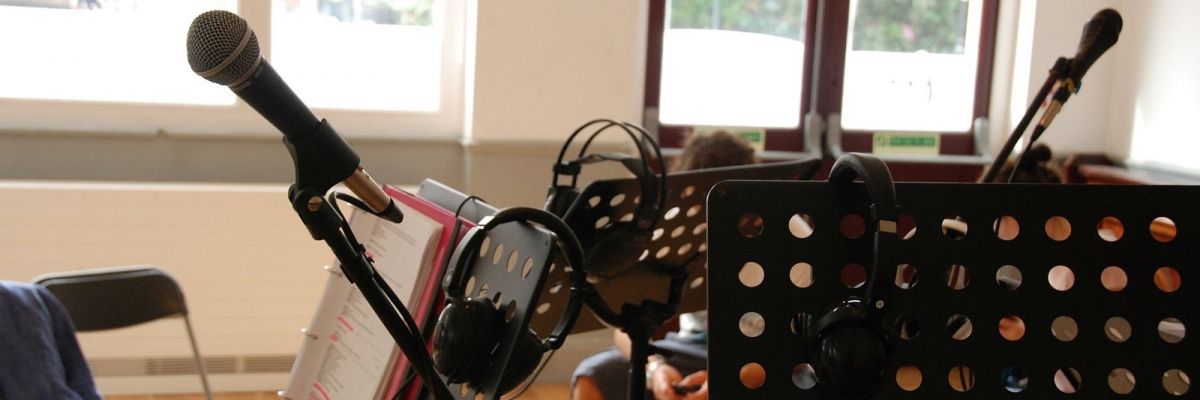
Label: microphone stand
xmin=612 ymin=270 xmax=688 ymax=400
xmin=284 ymin=123 xmax=455 ymax=400
xmin=979 ymin=57 xmax=1070 ymax=182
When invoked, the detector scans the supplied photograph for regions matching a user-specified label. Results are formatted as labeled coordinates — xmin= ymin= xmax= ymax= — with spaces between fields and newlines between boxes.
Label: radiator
xmin=0 ymin=181 xmax=329 ymax=394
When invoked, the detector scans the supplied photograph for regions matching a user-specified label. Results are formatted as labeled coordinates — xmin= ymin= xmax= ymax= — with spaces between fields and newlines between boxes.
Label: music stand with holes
xmin=707 ymin=181 xmax=1198 ymax=398
xmin=408 ymin=180 xmax=569 ymax=400
xmin=438 ymin=217 xmax=562 ymax=400
xmin=546 ymin=158 xmax=819 ymax=399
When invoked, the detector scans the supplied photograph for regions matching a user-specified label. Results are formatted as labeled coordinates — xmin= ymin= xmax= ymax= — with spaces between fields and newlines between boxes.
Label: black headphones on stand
xmin=545 ymin=119 xmax=667 ymax=279
xmin=800 ymin=153 xmax=900 ymax=399
xmin=431 ymin=206 xmax=587 ymax=396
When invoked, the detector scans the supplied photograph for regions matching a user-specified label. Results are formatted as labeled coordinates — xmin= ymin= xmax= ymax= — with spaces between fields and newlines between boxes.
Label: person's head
xmin=985 ymin=143 xmax=1064 ymax=183
xmin=672 ymin=131 xmax=757 ymax=172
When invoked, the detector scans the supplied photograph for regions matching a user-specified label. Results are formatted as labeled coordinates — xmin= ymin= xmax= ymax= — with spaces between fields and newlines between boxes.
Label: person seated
xmin=983 ymin=143 xmax=1064 ymax=184
xmin=572 ymin=131 xmax=757 ymax=400
xmin=0 ymin=280 xmax=101 ymax=399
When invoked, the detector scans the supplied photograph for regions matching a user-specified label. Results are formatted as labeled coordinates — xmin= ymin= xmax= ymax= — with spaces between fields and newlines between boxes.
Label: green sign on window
xmin=873 ymin=132 xmax=940 ymax=156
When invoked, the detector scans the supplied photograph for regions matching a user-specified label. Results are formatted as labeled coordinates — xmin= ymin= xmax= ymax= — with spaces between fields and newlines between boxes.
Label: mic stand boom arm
xmin=284 ymin=121 xmax=455 ymax=400
xmin=978 ymin=57 xmax=1070 ymax=183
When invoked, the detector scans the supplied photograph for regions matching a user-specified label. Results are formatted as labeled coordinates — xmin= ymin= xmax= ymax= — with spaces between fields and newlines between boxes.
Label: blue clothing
xmin=572 ymin=332 xmax=707 ymax=400
xmin=0 ymin=281 xmax=101 ymax=400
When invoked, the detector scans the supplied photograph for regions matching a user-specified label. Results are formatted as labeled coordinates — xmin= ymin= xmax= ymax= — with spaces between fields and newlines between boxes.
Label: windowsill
xmin=1080 ymin=164 xmax=1200 ymax=186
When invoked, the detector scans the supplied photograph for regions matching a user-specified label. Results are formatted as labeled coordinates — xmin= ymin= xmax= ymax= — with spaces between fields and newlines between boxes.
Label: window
xmin=657 ymin=0 xmax=807 ymax=128
xmin=647 ymin=0 xmax=813 ymax=151
xmin=0 ymin=0 xmax=236 ymax=105
xmin=0 ymin=0 xmax=465 ymax=138
xmin=646 ymin=0 xmax=998 ymax=156
xmin=841 ymin=0 xmax=985 ymax=133
xmin=271 ymin=0 xmax=444 ymax=112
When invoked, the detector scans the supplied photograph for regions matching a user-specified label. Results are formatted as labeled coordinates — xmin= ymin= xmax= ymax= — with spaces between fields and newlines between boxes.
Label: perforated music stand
xmin=400 ymin=179 xmax=562 ymax=399
xmin=532 ymin=158 xmax=821 ymax=335
xmin=536 ymin=158 xmax=819 ymax=399
xmin=437 ymin=217 xmax=561 ymax=400
xmin=707 ymin=181 xmax=1198 ymax=398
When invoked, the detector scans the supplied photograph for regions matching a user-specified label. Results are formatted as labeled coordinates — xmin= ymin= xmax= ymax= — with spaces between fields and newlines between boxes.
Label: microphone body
xmin=187 ymin=10 xmax=401 ymax=223
xmin=1037 ymin=9 xmax=1123 ymax=132
xmin=234 ymin=62 xmax=320 ymax=140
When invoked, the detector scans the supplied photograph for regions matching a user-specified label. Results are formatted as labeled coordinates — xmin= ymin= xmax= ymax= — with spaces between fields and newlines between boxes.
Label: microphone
xmin=186 ymin=10 xmax=402 ymax=223
xmin=1035 ymin=9 xmax=1123 ymax=135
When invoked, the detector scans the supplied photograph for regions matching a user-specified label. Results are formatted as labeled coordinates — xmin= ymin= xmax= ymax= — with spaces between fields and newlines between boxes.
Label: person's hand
xmin=613 ymin=329 xmax=632 ymax=360
xmin=652 ymin=364 xmax=708 ymax=400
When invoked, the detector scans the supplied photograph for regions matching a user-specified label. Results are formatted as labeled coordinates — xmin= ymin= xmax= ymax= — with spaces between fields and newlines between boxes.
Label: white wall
xmin=1107 ymin=0 xmax=1200 ymax=173
xmin=471 ymin=1 xmax=647 ymax=142
xmin=1003 ymin=0 xmax=1119 ymax=155
xmin=1004 ymin=0 xmax=1200 ymax=175
xmin=466 ymin=1 xmax=648 ymax=206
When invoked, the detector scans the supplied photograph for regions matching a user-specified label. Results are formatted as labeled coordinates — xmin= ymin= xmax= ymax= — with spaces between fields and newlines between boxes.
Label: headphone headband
xmin=442 ymin=207 xmax=588 ymax=348
xmin=829 ymin=153 xmax=899 ymax=314
xmin=549 ymin=119 xmax=666 ymax=229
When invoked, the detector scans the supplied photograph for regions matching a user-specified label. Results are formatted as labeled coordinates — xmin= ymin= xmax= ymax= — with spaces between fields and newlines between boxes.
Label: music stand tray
xmin=708 ymin=181 xmax=1198 ymax=398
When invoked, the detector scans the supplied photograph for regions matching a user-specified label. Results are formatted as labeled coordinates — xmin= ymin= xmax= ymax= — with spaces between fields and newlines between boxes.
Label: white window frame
xmin=0 ymin=0 xmax=466 ymax=139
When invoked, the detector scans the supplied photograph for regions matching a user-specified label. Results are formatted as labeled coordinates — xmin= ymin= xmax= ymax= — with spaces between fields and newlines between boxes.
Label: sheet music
xmin=282 ymin=202 xmax=442 ymax=400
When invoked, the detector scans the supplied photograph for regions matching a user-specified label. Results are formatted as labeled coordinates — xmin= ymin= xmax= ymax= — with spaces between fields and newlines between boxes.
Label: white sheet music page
xmin=281 ymin=202 xmax=443 ymax=400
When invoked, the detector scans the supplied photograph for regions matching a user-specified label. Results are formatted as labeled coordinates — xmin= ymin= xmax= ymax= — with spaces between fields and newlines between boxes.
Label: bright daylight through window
xmin=272 ymin=0 xmax=443 ymax=112
xmin=841 ymin=0 xmax=984 ymax=133
xmin=658 ymin=0 xmax=808 ymax=129
xmin=0 ymin=0 xmax=459 ymax=137
xmin=0 ymin=0 xmax=236 ymax=105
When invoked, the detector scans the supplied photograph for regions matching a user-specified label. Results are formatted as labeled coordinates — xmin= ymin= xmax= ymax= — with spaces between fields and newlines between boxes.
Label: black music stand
xmin=411 ymin=179 xmax=575 ymax=400
xmin=707 ymin=181 xmax=1198 ymax=398
xmin=435 ymin=214 xmax=562 ymax=400
xmin=540 ymin=158 xmax=819 ymax=399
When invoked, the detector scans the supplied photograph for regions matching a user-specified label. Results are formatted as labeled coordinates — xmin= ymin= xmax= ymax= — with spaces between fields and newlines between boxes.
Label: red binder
xmin=380 ymin=185 xmax=475 ymax=400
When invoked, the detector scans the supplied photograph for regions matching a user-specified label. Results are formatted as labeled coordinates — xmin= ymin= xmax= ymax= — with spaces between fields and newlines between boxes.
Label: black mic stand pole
xmin=611 ymin=270 xmax=688 ymax=400
xmin=978 ymin=57 xmax=1070 ymax=182
xmin=284 ymin=121 xmax=455 ymax=400
xmin=576 ymin=255 xmax=689 ymax=400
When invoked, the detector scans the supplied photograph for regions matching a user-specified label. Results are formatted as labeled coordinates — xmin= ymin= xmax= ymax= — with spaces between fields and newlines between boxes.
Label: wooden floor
xmin=105 ymin=385 xmax=570 ymax=400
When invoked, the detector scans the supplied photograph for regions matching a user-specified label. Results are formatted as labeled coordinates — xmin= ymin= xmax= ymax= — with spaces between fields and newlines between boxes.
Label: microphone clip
xmin=283 ymin=119 xmax=360 ymax=197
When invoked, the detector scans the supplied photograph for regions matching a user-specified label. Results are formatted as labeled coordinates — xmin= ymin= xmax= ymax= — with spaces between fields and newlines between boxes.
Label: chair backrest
xmin=33 ymin=265 xmax=188 ymax=332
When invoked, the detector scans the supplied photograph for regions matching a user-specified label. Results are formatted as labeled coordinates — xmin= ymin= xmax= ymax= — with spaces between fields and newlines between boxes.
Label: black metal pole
xmin=979 ymin=57 xmax=1070 ymax=183
xmin=627 ymin=322 xmax=652 ymax=400
xmin=290 ymin=188 xmax=455 ymax=400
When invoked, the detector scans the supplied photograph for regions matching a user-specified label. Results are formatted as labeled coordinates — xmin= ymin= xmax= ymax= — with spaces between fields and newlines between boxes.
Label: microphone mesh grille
xmin=186 ymin=10 xmax=260 ymax=86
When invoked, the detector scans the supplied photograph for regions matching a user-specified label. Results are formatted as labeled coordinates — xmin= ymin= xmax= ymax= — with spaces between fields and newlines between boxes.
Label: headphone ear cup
xmin=432 ymin=297 xmax=502 ymax=384
xmin=545 ymin=186 xmax=579 ymax=218
xmin=809 ymin=302 xmax=889 ymax=400
xmin=496 ymin=328 xmax=546 ymax=395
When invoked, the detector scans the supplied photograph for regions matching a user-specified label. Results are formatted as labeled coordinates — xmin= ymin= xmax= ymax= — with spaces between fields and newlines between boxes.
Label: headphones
xmin=801 ymin=153 xmax=899 ymax=399
xmin=545 ymin=119 xmax=667 ymax=279
xmin=431 ymin=206 xmax=587 ymax=395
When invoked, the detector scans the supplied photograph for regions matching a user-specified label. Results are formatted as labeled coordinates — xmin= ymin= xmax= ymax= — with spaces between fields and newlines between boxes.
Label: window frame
xmin=0 ymin=0 xmax=466 ymax=139
xmin=644 ymin=0 xmax=999 ymax=158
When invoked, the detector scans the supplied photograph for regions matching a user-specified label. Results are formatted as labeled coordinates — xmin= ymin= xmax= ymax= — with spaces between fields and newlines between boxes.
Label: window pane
xmin=272 ymin=0 xmax=442 ymax=112
xmin=659 ymin=0 xmax=807 ymax=128
xmin=0 ymin=0 xmax=236 ymax=105
xmin=841 ymin=0 xmax=983 ymax=133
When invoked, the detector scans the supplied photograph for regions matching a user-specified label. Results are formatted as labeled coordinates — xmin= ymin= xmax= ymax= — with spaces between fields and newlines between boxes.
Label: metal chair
xmin=33 ymin=265 xmax=213 ymax=400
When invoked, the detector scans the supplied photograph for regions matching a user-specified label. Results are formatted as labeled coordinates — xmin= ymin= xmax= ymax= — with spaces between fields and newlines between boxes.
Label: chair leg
xmin=183 ymin=315 xmax=214 ymax=400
